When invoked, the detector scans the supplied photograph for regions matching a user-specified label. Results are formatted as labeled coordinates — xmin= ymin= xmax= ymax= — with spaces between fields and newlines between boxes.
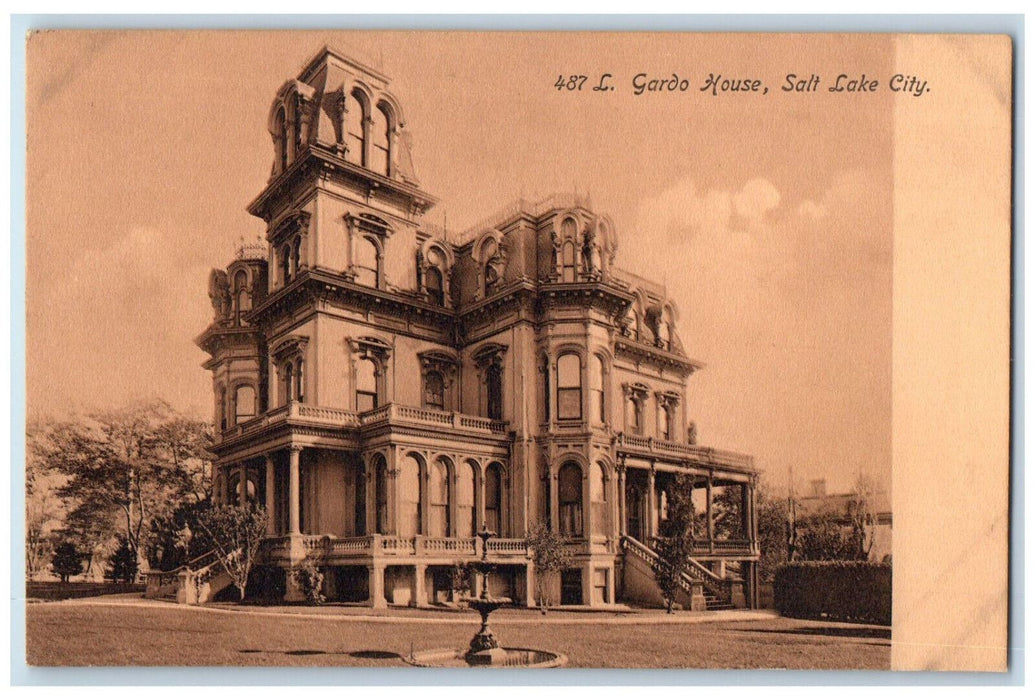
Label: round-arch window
xmin=558 ymin=462 xmax=583 ymax=538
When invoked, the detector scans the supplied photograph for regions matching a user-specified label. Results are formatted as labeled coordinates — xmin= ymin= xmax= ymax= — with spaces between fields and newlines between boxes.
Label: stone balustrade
xmin=218 ymin=401 xmax=509 ymax=444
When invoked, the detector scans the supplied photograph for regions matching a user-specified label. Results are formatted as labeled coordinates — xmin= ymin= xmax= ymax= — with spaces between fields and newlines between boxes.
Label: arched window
xmin=345 ymin=89 xmax=366 ymax=166
xmin=355 ymin=235 xmax=379 ymax=287
xmin=371 ymin=104 xmax=390 ymax=175
xmin=425 ymin=266 xmax=444 ymax=306
xmin=486 ymin=361 xmax=503 ymax=420
xmin=280 ymin=244 xmax=291 ymax=286
xmin=228 ymin=471 xmax=256 ymax=506
xmin=590 ymin=355 xmax=606 ymax=423
xmin=561 ymin=241 xmax=577 ymax=283
xmin=275 ymin=107 xmax=287 ymax=173
xmin=281 ymin=362 xmax=294 ymax=405
xmin=423 ymin=370 xmax=444 ymax=410
xmin=429 ymin=458 xmax=451 ymax=537
xmin=354 ymin=464 xmax=366 ymax=536
xmin=293 ymin=99 xmax=303 ymax=155
xmin=372 ymin=454 xmax=389 ymax=534
xmin=233 ymin=270 xmax=250 ymax=325
xmin=485 ymin=462 xmax=503 ymax=535
xmin=558 ymin=462 xmax=583 ymax=538
xmin=398 ymin=453 xmax=421 ymax=536
xmin=292 ymin=237 xmax=302 ymax=276
xmin=294 ymin=359 xmax=305 ymax=404
xmin=591 ymin=463 xmax=608 ymax=537
xmin=556 ymin=353 xmax=582 ymax=421
xmin=356 ymin=358 xmax=378 ymax=412
xmin=234 ymin=385 xmax=256 ymax=425
xmin=457 ymin=461 xmax=476 ymax=538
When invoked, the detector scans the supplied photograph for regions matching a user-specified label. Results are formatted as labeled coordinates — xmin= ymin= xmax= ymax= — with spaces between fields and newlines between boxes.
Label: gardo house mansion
xmin=187 ymin=46 xmax=760 ymax=610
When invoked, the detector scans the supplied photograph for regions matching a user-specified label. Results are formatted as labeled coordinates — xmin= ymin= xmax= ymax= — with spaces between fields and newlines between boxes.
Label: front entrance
xmin=626 ymin=484 xmax=645 ymax=541
xmin=560 ymin=568 xmax=582 ymax=605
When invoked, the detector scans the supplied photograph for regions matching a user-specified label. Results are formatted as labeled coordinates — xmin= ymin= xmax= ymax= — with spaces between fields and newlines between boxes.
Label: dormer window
xmin=275 ymin=106 xmax=287 ymax=174
xmin=345 ymin=89 xmax=367 ymax=167
xmin=371 ymin=103 xmax=391 ymax=175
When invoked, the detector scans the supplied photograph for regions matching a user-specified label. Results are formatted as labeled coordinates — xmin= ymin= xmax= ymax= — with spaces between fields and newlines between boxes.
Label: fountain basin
xmin=404 ymin=647 xmax=568 ymax=668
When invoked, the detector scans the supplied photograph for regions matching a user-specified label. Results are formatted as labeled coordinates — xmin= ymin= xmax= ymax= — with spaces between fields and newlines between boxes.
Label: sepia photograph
xmin=19 ymin=28 xmax=1012 ymax=674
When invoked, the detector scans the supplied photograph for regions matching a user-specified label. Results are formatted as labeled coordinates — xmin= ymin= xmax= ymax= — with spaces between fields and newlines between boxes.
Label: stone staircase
xmin=144 ymin=549 xmax=236 ymax=604
xmin=621 ymin=535 xmax=741 ymax=611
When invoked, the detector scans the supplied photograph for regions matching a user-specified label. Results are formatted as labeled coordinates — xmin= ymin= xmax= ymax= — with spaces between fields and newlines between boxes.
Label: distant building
xmin=189 ymin=46 xmax=759 ymax=609
xmin=794 ymin=479 xmax=892 ymax=563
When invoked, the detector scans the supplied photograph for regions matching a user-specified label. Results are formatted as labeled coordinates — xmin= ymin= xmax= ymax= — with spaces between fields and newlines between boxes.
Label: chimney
xmin=809 ymin=478 xmax=827 ymax=498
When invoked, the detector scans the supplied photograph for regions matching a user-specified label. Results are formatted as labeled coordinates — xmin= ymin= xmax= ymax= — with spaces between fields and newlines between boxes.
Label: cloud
xmin=627 ymin=172 xmax=892 ymax=494
xmin=732 ymin=178 xmax=781 ymax=220
xmin=28 ymin=226 xmax=213 ymax=417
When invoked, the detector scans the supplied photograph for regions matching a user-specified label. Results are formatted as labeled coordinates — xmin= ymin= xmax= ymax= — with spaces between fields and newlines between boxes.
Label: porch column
xmin=646 ymin=467 xmax=657 ymax=539
xmin=238 ymin=463 xmax=247 ymax=504
xmin=220 ymin=464 xmax=230 ymax=505
xmin=368 ymin=564 xmax=386 ymax=608
xmin=288 ymin=446 xmax=301 ymax=535
xmin=264 ymin=455 xmax=276 ymax=536
xmin=476 ymin=463 xmax=486 ymax=534
xmin=413 ymin=564 xmax=427 ymax=607
xmin=706 ymin=474 xmax=714 ymax=549
xmin=525 ymin=564 xmax=536 ymax=608
xmin=617 ymin=466 xmax=627 ymax=537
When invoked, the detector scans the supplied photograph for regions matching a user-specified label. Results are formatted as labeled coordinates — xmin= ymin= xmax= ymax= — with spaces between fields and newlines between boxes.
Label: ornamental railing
xmin=219 ymin=401 xmax=509 ymax=443
xmin=259 ymin=534 xmax=531 ymax=560
xmin=616 ymin=433 xmax=754 ymax=471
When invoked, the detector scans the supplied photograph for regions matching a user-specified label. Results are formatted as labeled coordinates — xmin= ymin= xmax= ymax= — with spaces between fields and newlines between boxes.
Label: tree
xmin=524 ymin=521 xmax=573 ymax=614
xmin=651 ymin=473 xmax=695 ymax=613
xmin=795 ymin=515 xmax=866 ymax=561
xmin=848 ymin=474 xmax=880 ymax=561
xmin=26 ymin=420 xmax=66 ymax=580
xmin=51 ymin=541 xmax=83 ymax=583
xmin=37 ymin=401 xmax=212 ymax=576
xmin=755 ymin=482 xmax=791 ymax=583
xmin=105 ymin=537 xmax=139 ymax=583
xmin=196 ymin=504 xmax=269 ymax=602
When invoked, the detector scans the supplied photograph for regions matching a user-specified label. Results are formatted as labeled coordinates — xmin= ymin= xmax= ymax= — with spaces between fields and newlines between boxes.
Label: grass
xmin=26 ymin=599 xmax=890 ymax=669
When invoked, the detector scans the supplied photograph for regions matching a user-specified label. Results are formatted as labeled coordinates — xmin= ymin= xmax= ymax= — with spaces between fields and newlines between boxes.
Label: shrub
xmin=774 ymin=560 xmax=891 ymax=625
xmin=105 ymin=537 xmax=139 ymax=583
xmin=292 ymin=559 xmax=325 ymax=605
xmin=51 ymin=541 xmax=84 ymax=583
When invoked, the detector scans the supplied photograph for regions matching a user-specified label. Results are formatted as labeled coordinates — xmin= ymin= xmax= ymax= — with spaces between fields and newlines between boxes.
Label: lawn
xmin=26 ymin=600 xmax=890 ymax=669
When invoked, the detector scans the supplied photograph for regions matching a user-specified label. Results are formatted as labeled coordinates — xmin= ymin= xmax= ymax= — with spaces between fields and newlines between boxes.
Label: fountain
xmin=404 ymin=526 xmax=567 ymax=668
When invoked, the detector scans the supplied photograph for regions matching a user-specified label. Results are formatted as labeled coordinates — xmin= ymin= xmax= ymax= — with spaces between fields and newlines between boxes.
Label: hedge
xmin=773 ymin=561 xmax=891 ymax=625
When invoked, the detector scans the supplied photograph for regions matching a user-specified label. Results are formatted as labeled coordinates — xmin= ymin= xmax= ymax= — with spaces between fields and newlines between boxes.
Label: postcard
xmin=22 ymin=29 xmax=1012 ymax=673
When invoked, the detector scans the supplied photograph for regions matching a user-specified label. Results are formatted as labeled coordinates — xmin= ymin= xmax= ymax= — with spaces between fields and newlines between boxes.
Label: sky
xmin=26 ymin=31 xmax=894 ymax=495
